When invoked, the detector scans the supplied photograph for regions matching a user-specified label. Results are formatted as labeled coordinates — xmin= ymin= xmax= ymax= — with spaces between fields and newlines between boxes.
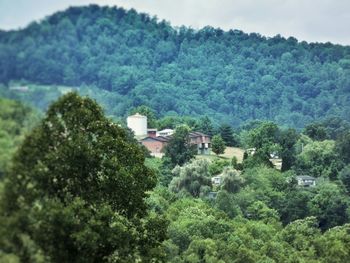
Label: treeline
xmin=1 ymin=5 xmax=350 ymax=127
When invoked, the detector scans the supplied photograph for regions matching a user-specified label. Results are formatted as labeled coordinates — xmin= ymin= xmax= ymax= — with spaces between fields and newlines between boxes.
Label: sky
xmin=0 ymin=0 xmax=349 ymax=45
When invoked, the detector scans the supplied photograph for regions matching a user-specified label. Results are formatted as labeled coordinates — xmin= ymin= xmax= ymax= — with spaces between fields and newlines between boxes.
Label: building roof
xmin=189 ymin=131 xmax=209 ymax=138
xmin=158 ymin=129 xmax=174 ymax=133
xmin=297 ymin=175 xmax=316 ymax=180
xmin=141 ymin=136 xmax=171 ymax=143
xmin=128 ymin=113 xmax=146 ymax=118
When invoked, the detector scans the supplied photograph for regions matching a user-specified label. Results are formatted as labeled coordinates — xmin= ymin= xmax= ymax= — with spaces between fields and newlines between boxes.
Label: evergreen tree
xmin=219 ymin=124 xmax=237 ymax=146
xmin=211 ymin=135 xmax=226 ymax=155
xmin=198 ymin=116 xmax=214 ymax=137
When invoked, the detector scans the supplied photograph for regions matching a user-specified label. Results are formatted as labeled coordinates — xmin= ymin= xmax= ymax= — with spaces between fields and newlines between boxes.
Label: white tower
xmin=127 ymin=113 xmax=147 ymax=136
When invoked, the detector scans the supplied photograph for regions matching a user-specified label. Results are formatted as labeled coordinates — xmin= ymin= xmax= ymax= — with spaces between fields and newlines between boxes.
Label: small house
xmin=157 ymin=129 xmax=174 ymax=137
xmin=208 ymin=192 xmax=218 ymax=199
xmin=189 ymin=131 xmax=211 ymax=155
xmin=296 ymin=175 xmax=316 ymax=187
xmin=140 ymin=136 xmax=171 ymax=158
xmin=211 ymin=175 xmax=223 ymax=186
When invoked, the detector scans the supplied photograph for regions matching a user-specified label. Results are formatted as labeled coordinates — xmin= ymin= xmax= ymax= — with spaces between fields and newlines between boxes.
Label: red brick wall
xmin=141 ymin=140 xmax=167 ymax=153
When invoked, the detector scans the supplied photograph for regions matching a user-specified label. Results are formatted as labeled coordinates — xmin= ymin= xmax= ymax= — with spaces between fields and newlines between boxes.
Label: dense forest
xmin=1 ymin=94 xmax=350 ymax=262
xmin=1 ymin=4 xmax=350 ymax=262
xmin=1 ymin=5 xmax=350 ymax=127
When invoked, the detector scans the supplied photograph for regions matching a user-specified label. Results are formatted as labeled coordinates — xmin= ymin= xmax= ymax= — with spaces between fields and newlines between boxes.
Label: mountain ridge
xmin=1 ymin=5 xmax=350 ymax=127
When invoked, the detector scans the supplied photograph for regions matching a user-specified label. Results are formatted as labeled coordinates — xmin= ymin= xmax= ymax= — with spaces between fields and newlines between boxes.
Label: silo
xmin=127 ymin=113 xmax=147 ymax=136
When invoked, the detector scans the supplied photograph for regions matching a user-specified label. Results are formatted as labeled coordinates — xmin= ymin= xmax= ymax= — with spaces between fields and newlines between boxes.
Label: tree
xmin=278 ymin=128 xmax=299 ymax=171
xmin=169 ymin=159 xmax=212 ymax=198
xmin=211 ymin=135 xmax=226 ymax=155
xmin=336 ymin=130 xmax=350 ymax=164
xmin=163 ymin=125 xmax=196 ymax=168
xmin=294 ymin=140 xmax=343 ymax=179
xmin=308 ymin=182 xmax=350 ymax=230
xmin=339 ymin=165 xmax=350 ymax=193
xmin=198 ymin=116 xmax=214 ymax=137
xmin=218 ymin=124 xmax=237 ymax=146
xmin=304 ymin=123 xmax=328 ymax=141
xmin=220 ymin=167 xmax=244 ymax=193
xmin=245 ymin=122 xmax=280 ymax=167
xmin=0 ymin=93 xmax=166 ymax=262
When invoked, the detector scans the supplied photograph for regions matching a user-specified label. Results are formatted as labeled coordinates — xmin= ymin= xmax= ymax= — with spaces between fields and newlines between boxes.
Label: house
xmin=140 ymin=136 xmax=171 ymax=158
xmin=9 ymin=86 xmax=29 ymax=92
xmin=189 ymin=132 xmax=211 ymax=155
xmin=157 ymin=129 xmax=174 ymax=137
xmin=246 ymin=148 xmax=256 ymax=155
xmin=211 ymin=175 xmax=223 ymax=186
xmin=140 ymin=131 xmax=211 ymax=157
xmin=208 ymin=192 xmax=218 ymax=199
xmin=296 ymin=175 xmax=316 ymax=187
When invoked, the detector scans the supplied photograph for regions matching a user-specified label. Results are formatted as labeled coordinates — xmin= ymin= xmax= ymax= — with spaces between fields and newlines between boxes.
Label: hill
xmin=1 ymin=5 xmax=350 ymax=127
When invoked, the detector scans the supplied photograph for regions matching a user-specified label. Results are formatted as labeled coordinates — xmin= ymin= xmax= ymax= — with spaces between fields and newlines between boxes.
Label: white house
xmin=157 ymin=129 xmax=174 ymax=137
xmin=296 ymin=175 xmax=316 ymax=187
xmin=211 ymin=176 xmax=223 ymax=186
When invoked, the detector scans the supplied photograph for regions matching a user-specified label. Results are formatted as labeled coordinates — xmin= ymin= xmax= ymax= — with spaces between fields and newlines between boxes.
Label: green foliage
xmin=220 ymin=167 xmax=244 ymax=194
xmin=308 ymin=182 xmax=350 ymax=230
xmin=244 ymin=122 xmax=280 ymax=167
xmin=336 ymin=130 xmax=350 ymax=164
xmin=169 ymin=159 xmax=212 ymax=198
xmin=1 ymin=6 xmax=350 ymax=127
xmin=163 ymin=125 xmax=196 ymax=168
xmin=246 ymin=201 xmax=280 ymax=223
xmin=0 ymin=93 xmax=165 ymax=262
xmin=339 ymin=165 xmax=350 ymax=193
xmin=294 ymin=140 xmax=343 ymax=179
xmin=157 ymin=116 xmax=198 ymax=130
xmin=279 ymin=128 xmax=299 ymax=171
xmin=197 ymin=116 xmax=214 ymax=137
xmin=218 ymin=124 xmax=237 ymax=146
xmin=0 ymin=98 xmax=38 ymax=177
xmin=304 ymin=122 xmax=328 ymax=141
xmin=208 ymin=158 xmax=230 ymax=175
xmin=211 ymin=135 xmax=226 ymax=155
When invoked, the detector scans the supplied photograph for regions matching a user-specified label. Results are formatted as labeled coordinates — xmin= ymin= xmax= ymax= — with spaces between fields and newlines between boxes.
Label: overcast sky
xmin=0 ymin=0 xmax=349 ymax=45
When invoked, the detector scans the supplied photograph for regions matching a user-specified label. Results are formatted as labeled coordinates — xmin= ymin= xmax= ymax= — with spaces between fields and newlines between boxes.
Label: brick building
xmin=141 ymin=136 xmax=170 ymax=157
xmin=189 ymin=132 xmax=211 ymax=154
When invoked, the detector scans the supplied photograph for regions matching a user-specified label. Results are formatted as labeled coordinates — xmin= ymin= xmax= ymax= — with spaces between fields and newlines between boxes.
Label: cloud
xmin=0 ymin=0 xmax=349 ymax=45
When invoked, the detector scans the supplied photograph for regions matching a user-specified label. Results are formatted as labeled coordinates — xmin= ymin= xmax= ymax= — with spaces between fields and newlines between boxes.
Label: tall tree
xmin=278 ymin=128 xmax=299 ymax=171
xmin=0 ymin=93 xmax=166 ymax=262
xmin=336 ymin=130 xmax=350 ymax=164
xmin=219 ymin=124 xmax=237 ymax=146
xmin=211 ymin=135 xmax=226 ymax=155
xmin=163 ymin=125 xmax=196 ymax=168
xmin=245 ymin=122 xmax=280 ymax=167
xmin=198 ymin=116 xmax=214 ymax=137
xmin=304 ymin=123 xmax=328 ymax=141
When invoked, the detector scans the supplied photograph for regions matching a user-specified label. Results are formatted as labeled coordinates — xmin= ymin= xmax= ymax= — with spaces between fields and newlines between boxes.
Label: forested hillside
xmin=2 ymin=94 xmax=350 ymax=262
xmin=1 ymin=5 xmax=350 ymax=127
xmin=0 ymin=98 xmax=38 ymax=177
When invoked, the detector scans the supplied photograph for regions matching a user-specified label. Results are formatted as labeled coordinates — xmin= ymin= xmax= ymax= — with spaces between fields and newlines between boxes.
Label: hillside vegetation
xmin=1 ymin=5 xmax=350 ymax=127
xmin=1 ymin=94 xmax=350 ymax=262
